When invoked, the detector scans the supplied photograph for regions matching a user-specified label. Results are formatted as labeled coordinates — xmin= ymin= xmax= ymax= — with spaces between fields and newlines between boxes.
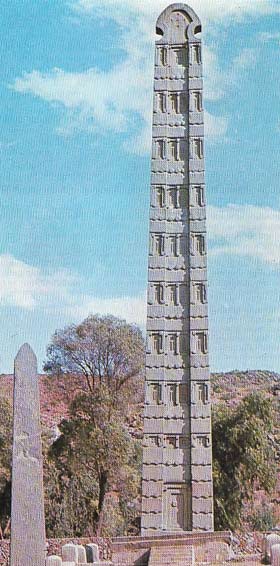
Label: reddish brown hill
xmin=0 ymin=372 xmax=86 ymax=431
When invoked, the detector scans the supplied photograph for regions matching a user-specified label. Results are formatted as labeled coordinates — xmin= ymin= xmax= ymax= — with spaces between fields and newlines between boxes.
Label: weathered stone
xmin=192 ymin=498 xmax=213 ymax=514
xmin=85 ymin=544 xmax=99 ymax=563
xmin=76 ymin=545 xmax=87 ymax=563
xmin=10 ymin=344 xmax=46 ymax=566
xmin=46 ymin=557 xmax=63 ymax=566
xmin=192 ymin=513 xmax=213 ymax=531
xmin=141 ymin=513 xmax=162 ymax=530
xmin=271 ymin=544 xmax=280 ymax=566
xmin=142 ymin=480 xmax=163 ymax=498
xmin=62 ymin=544 xmax=78 ymax=564
xmin=192 ymin=481 xmax=213 ymax=498
xmin=265 ymin=534 xmax=280 ymax=560
xmin=141 ymin=3 xmax=213 ymax=534
xmin=142 ymin=496 xmax=162 ymax=514
xmin=191 ymin=465 xmax=212 ymax=482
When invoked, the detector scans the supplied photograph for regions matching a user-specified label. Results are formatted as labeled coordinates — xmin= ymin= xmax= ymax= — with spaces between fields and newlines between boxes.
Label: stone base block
xmin=111 ymin=532 xmax=232 ymax=565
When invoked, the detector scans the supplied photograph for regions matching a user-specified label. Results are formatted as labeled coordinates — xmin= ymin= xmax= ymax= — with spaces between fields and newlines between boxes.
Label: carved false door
xmin=163 ymin=484 xmax=191 ymax=531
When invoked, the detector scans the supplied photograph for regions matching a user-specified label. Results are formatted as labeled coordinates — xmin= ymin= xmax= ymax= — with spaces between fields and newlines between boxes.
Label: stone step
xmin=148 ymin=545 xmax=194 ymax=566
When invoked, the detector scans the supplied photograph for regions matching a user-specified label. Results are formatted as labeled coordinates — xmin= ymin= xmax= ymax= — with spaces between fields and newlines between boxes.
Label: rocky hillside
xmin=1 ymin=369 xmax=280 ymax=525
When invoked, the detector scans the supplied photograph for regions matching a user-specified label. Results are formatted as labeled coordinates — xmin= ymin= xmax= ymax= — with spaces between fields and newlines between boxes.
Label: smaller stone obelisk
xmin=10 ymin=344 xmax=46 ymax=566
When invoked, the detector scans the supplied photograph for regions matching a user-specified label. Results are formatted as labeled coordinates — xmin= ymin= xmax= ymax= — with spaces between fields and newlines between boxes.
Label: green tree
xmin=46 ymin=385 xmax=142 ymax=537
xmin=43 ymin=315 xmax=144 ymax=536
xmin=44 ymin=314 xmax=145 ymax=402
xmin=212 ymin=392 xmax=277 ymax=530
xmin=0 ymin=396 xmax=12 ymax=538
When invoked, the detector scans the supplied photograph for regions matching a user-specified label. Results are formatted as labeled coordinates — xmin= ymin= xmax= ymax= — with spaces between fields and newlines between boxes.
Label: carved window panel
xmin=154 ymin=139 xmax=166 ymax=159
xmin=169 ymin=333 xmax=179 ymax=355
xmin=154 ymin=234 xmax=165 ymax=256
xmin=165 ymin=435 xmax=177 ymax=449
xmin=193 ymin=282 xmax=207 ymax=304
xmin=168 ymin=187 xmax=179 ymax=208
xmin=169 ymin=139 xmax=179 ymax=160
xmin=152 ymin=333 xmax=163 ymax=354
xmin=196 ymin=435 xmax=210 ymax=448
xmin=193 ymin=185 xmax=205 ymax=207
xmin=170 ymin=93 xmax=179 ymax=114
xmin=169 ymin=235 xmax=180 ymax=257
xmin=179 ymin=383 xmax=189 ymax=405
xmin=193 ymin=91 xmax=202 ymax=111
xmin=157 ymin=92 xmax=167 ymax=113
xmin=155 ymin=283 xmax=164 ymax=304
xmin=197 ymin=383 xmax=209 ymax=404
xmin=149 ymin=383 xmax=163 ymax=404
xmin=192 ymin=233 xmax=206 ymax=255
xmin=147 ymin=435 xmax=161 ymax=447
xmin=193 ymin=138 xmax=204 ymax=159
xmin=194 ymin=331 xmax=208 ymax=354
xmin=179 ymin=437 xmax=188 ymax=449
xmin=169 ymin=284 xmax=179 ymax=306
xmin=172 ymin=47 xmax=187 ymax=66
xmin=167 ymin=383 xmax=177 ymax=405
xmin=155 ymin=185 xmax=165 ymax=208
xmin=157 ymin=46 xmax=167 ymax=66
xmin=192 ymin=44 xmax=201 ymax=64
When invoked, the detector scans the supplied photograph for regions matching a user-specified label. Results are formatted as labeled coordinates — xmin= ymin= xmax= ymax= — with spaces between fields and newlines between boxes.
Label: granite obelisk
xmin=141 ymin=3 xmax=214 ymax=533
xmin=10 ymin=344 xmax=46 ymax=566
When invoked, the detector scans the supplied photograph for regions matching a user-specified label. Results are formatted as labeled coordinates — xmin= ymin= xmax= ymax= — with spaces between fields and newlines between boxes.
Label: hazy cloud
xmin=208 ymin=204 xmax=280 ymax=266
xmin=11 ymin=0 xmax=277 ymax=152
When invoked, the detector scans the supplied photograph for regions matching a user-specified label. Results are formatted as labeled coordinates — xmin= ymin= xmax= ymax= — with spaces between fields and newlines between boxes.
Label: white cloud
xmin=68 ymin=293 xmax=147 ymax=326
xmin=208 ymin=204 xmax=280 ymax=266
xmin=0 ymin=254 xmax=75 ymax=309
xmin=0 ymin=253 xmax=146 ymax=326
xmin=12 ymin=0 xmax=277 ymax=153
xmin=204 ymin=111 xmax=228 ymax=142
xmin=259 ymin=32 xmax=280 ymax=43
xmin=72 ymin=0 xmax=279 ymax=22
xmin=232 ymin=48 xmax=258 ymax=70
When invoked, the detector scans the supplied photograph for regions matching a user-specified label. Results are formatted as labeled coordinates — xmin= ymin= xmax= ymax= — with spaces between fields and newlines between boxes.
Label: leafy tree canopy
xmin=46 ymin=385 xmax=141 ymax=537
xmin=213 ymin=392 xmax=277 ymax=530
xmin=0 ymin=395 xmax=12 ymax=538
xmin=44 ymin=315 xmax=145 ymax=402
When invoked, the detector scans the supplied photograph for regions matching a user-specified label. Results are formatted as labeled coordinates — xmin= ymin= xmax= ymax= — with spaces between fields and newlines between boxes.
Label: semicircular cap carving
xmin=156 ymin=3 xmax=201 ymax=43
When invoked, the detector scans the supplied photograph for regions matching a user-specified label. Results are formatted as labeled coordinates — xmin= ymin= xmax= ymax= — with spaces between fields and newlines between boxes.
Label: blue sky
xmin=0 ymin=0 xmax=280 ymax=373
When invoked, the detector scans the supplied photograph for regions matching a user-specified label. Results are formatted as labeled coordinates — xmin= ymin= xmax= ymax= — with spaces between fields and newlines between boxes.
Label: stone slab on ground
xmin=62 ymin=544 xmax=78 ymax=563
xmin=272 ymin=544 xmax=280 ymax=566
xmin=148 ymin=545 xmax=194 ymax=566
xmin=86 ymin=544 xmax=99 ymax=563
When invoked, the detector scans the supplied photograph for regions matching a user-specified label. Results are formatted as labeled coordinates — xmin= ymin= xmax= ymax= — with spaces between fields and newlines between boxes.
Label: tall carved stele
xmin=141 ymin=3 xmax=214 ymax=534
xmin=10 ymin=344 xmax=46 ymax=566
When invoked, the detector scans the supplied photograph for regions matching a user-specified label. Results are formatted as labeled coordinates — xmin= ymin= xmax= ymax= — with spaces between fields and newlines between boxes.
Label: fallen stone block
xmin=265 ymin=534 xmax=280 ymax=561
xmin=86 ymin=543 xmax=99 ymax=563
xmin=76 ymin=545 xmax=87 ymax=563
xmin=272 ymin=543 xmax=280 ymax=566
xmin=62 ymin=543 xmax=79 ymax=564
